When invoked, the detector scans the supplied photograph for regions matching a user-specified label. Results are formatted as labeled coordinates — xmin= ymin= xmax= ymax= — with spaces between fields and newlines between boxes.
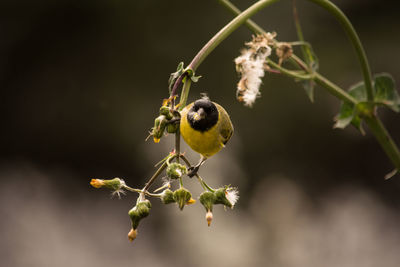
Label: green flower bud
xmin=173 ymin=187 xmax=192 ymax=210
xmin=166 ymin=163 xmax=187 ymax=179
xmin=160 ymin=189 xmax=176 ymax=204
xmin=103 ymin=178 xmax=124 ymax=191
xmin=128 ymin=199 xmax=152 ymax=229
xmin=152 ymin=115 xmax=167 ymax=143
xmin=159 ymin=106 xmax=173 ymax=120
xmin=90 ymin=178 xmax=126 ymax=198
xmin=214 ymin=187 xmax=239 ymax=209
xmin=199 ymin=191 xmax=216 ymax=212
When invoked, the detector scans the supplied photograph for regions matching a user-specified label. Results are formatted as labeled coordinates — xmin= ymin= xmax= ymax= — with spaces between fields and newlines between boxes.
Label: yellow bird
xmin=180 ymin=98 xmax=234 ymax=176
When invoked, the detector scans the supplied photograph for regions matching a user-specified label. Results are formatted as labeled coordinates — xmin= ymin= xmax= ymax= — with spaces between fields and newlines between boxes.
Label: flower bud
xmin=152 ymin=115 xmax=167 ymax=143
xmin=90 ymin=178 xmax=105 ymax=188
xmin=173 ymin=187 xmax=192 ymax=210
xmin=159 ymin=106 xmax=173 ymax=120
xmin=166 ymin=163 xmax=187 ymax=179
xmin=199 ymin=191 xmax=216 ymax=212
xmin=127 ymin=228 xmax=137 ymax=242
xmin=90 ymin=178 xmax=125 ymax=197
xmin=160 ymin=189 xmax=176 ymax=204
xmin=214 ymin=187 xmax=239 ymax=209
xmin=206 ymin=210 xmax=213 ymax=227
xmin=128 ymin=199 xmax=152 ymax=230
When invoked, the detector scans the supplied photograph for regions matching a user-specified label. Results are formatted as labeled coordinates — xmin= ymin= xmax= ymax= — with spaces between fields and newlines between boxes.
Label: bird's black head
xmin=187 ymin=99 xmax=218 ymax=132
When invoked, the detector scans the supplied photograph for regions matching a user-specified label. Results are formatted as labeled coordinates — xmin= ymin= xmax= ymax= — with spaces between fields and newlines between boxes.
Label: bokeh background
xmin=2 ymin=0 xmax=400 ymax=266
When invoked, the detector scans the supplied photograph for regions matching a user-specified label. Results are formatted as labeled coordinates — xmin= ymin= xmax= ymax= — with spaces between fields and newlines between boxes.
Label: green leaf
xmin=334 ymin=82 xmax=366 ymax=131
xmin=301 ymin=80 xmax=315 ymax=102
xmin=334 ymin=100 xmax=355 ymax=129
xmin=185 ymin=68 xmax=201 ymax=83
xmin=350 ymin=115 xmax=365 ymax=135
xmin=190 ymin=75 xmax=202 ymax=83
xmin=168 ymin=62 xmax=185 ymax=93
xmin=373 ymin=73 xmax=400 ymax=112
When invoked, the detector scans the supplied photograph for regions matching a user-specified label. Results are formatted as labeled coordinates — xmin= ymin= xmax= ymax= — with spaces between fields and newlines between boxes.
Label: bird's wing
xmin=218 ymin=111 xmax=234 ymax=146
xmin=220 ymin=127 xmax=233 ymax=146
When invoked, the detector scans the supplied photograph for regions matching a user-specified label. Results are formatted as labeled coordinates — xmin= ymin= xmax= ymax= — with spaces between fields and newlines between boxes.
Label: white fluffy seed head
xmin=235 ymin=33 xmax=275 ymax=107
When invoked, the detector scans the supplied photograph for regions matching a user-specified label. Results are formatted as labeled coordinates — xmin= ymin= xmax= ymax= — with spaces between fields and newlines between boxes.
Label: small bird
xmin=180 ymin=98 xmax=234 ymax=176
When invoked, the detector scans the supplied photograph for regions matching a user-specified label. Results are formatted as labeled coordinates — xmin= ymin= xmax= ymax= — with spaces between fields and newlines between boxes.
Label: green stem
xmin=266 ymin=58 xmax=314 ymax=80
xmin=142 ymin=161 xmax=169 ymax=192
xmin=180 ymin=155 xmax=215 ymax=192
xmin=188 ymin=0 xmax=279 ymax=71
xmin=313 ymin=72 xmax=358 ymax=104
xmin=364 ymin=115 xmax=400 ymax=171
xmin=123 ymin=185 xmax=162 ymax=198
xmin=306 ymin=0 xmax=374 ymax=101
xmin=178 ymin=79 xmax=192 ymax=110
xmin=268 ymin=57 xmax=357 ymax=103
xmin=217 ymin=0 xmax=266 ymax=34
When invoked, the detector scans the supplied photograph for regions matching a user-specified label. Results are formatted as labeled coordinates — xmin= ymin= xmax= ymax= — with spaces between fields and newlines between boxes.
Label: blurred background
xmin=1 ymin=0 xmax=400 ymax=266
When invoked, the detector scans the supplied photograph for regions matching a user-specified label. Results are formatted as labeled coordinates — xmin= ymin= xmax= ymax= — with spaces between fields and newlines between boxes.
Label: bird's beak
xmin=193 ymin=108 xmax=206 ymax=121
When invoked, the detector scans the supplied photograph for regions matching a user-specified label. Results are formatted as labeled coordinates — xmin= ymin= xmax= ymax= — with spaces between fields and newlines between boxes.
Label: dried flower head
xmin=225 ymin=187 xmax=239 ymax=208
xmin=235 ymin=32 xmax=276 ymax=107
xmin=276 ymin=42 xmax=293 ymax=65
xmin=214 ymin=186 xmax=239 ymax=209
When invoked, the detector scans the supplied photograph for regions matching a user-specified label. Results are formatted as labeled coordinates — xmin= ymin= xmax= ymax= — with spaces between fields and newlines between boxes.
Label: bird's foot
xmin=187 ymin=166 xmax=200 ymax=178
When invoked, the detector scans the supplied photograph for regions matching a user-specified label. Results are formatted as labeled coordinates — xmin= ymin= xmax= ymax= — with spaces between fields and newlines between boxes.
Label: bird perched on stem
xmin=180 ymin=98 xmax=234 ymax=176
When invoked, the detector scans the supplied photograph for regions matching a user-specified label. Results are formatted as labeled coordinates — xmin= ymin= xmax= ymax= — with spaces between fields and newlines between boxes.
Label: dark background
xmin=1 ymin=1 xmax=400 ymax=266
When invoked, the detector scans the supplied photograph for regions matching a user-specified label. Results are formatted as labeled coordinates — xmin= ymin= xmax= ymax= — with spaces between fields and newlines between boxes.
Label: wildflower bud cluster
xmin=152 ymin=105 xmax=180 ymax=143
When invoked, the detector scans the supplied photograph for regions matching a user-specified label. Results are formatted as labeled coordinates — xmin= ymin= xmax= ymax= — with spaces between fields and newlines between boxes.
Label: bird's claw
xmin=187 ymin=166 xmax=199 ymax=178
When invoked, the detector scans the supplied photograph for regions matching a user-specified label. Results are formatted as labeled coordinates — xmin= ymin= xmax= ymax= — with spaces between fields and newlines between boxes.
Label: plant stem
xmin=217 ymin=0 xmax=266 ymax=34
xmin=142 ymin=160 xmax=169 ymax=192
xmin=180 ymin=155 xmax=215 ymax=192
xmin=178 ymin=79 xmax=192 ymax=110
xmin=268 ymin=58 xmax=357 ymax=103
xmin=306 ymin=0 xmax=374 ymax=101
xmin=189 ymin=0 xmax=279 ymax=72
xmin=364 ymin=115 xmax=400 ymax=171
xmin=266 ymin=58 xmax=314 ymax=80
xmin=313 ymin=73 xmax=358 ymax=104
xmin=170 ymin=73 xmax=186 ymax=108
xmin=123 ymin=185 xmax=162 ymax=198
xmin=175 ymin=129 xmax=181 ymax=163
